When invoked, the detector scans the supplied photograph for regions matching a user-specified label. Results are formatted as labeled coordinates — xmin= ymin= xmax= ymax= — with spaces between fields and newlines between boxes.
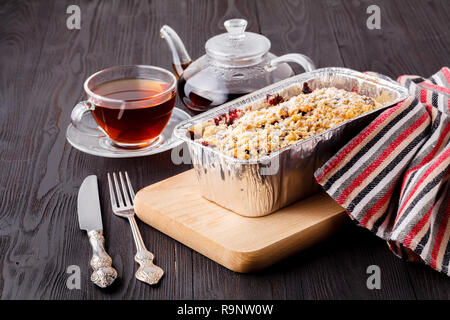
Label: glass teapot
xmin=160 ymin=19 xmax=315 ymax=113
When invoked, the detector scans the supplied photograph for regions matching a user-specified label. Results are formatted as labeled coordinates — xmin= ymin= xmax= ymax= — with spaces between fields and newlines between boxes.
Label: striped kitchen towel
xmin=315 ymin=67 xmax=450 ymax=276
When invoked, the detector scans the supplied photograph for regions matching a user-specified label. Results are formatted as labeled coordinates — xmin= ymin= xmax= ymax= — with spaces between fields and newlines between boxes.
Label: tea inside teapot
xmin=178 ymin=76 xmax=247 ymax=113
xmin=177 ymin=55 xmax=294 ymax=112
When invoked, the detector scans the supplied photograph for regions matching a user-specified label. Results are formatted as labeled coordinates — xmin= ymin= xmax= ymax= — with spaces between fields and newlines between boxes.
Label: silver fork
xmin=107 ymin=171 xmax=164 ymax=285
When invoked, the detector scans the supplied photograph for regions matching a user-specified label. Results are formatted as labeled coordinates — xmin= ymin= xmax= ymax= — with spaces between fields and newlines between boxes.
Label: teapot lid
xmin=205 ymin=19 xmax=271 ymax=65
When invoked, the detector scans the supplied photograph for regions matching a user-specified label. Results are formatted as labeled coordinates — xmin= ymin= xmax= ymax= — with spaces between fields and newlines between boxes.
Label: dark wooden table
xmin=0 ymin=0 xmax=449 ymax=300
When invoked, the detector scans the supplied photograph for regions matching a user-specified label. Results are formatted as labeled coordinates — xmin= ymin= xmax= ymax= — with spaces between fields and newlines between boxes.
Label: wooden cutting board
xmin=134 ymin=169 xmax=347 ymax=273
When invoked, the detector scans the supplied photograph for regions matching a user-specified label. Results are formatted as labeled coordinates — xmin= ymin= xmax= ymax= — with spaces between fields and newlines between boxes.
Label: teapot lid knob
xmin=224 ymin=19 xmax=247 ymax=39
xmin=205 ymin=18 xmax=270 ymax=64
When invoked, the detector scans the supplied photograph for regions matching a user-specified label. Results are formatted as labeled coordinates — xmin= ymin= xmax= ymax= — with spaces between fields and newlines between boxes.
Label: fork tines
xmin=107 ymin=172 xmax=136 ymax=210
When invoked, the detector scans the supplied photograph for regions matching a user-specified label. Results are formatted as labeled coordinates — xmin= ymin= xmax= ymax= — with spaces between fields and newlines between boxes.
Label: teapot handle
xmin=266 ymin=53 xmax=316 ymax=73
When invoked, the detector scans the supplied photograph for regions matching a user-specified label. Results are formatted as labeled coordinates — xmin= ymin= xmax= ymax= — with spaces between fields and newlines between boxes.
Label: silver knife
xmin=77 ymin=175 xmax=117 ymax=288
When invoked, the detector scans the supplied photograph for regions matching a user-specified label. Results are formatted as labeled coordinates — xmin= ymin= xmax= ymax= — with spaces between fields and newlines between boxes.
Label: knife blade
xmin=77 ymin=175 xmax=117 ymax=288
xmin=78 ymin=175 xmax=103 ymax=232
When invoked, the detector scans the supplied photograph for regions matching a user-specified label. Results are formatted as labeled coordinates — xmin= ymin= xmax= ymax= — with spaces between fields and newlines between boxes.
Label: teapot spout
xmin=160 ymin=25 xmax=192 ymax=79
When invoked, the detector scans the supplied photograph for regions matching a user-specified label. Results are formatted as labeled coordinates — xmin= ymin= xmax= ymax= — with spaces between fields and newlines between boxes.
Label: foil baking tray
xmin=174 ymin=67 xmax=409 ymax=217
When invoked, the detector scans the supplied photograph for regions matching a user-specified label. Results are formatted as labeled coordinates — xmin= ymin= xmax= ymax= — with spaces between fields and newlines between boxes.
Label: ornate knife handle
xmin=88 ymin=230 xmax=117 ymax=288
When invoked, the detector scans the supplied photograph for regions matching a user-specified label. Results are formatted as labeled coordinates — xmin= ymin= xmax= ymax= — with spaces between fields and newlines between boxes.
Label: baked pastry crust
xmin=191 ymin=86 xmax=381 ymax=160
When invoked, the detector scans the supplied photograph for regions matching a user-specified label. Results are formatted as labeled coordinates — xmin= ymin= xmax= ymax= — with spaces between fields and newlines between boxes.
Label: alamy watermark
xmin=66 ymin=265 xmax=81 ymax=290
xmin=366 ymin=265 xmax=381 ymax=290
xmin=366 ymin=5 xmax=381 ymax=30
xmin=66 ymin=5 xmax=81 ymax=30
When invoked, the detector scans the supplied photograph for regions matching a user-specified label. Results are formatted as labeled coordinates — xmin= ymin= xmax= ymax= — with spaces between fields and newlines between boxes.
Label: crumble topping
xmin=190 ymin=85 xmax=381 ymax=160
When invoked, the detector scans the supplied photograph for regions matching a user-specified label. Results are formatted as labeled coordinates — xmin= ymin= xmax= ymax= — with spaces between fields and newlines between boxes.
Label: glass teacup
xmin=71 ymin=65 xmax=177 ymax=148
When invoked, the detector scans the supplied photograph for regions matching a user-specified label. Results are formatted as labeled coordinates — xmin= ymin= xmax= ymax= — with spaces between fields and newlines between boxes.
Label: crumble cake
xmin=190 ymin=84 xmax=381 ymax=160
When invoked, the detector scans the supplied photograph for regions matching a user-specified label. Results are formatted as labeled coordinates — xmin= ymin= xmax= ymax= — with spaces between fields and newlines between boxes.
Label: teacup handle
xmin=71 ymin=101 xmax=102 ymax=136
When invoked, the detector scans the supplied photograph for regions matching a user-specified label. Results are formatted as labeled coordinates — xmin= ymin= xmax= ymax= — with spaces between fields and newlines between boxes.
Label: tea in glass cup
xmin=71 ymin=65 xmax=177 ymax=148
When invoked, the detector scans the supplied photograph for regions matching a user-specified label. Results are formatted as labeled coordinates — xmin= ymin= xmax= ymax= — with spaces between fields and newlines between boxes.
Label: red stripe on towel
xmin=430 ymin=202 xmax=450 ymax=269
xmin=400 ymin=123 xmax=450 ymax=195
xmin=441 ymin=67 xmax=450 ymax=82
xmin=360 ymin=184 xmax=396 ymax=227
xmin=421 ymin=82 xmax=450 ymax=95
xmin=403 ymin=205 xmax=433 ymax=248
xmin=336 ymin=112 xmax=429 ymax=205
xmin=316 ymin=100 xmax=407 ymax=183
xmin=396 ymin=148 xmax=450 ymax=222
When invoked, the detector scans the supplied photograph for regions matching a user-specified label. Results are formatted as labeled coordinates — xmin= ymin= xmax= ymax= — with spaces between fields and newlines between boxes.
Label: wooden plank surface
xmin=0 ymin=0 xmax=449 ymax=299
xmin=134 ymin=170 xmax=346 ymax=273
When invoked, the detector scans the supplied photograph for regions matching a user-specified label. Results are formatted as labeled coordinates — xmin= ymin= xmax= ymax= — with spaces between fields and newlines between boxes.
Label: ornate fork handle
xmin=128 ymin=215 xmax=164 ymax=285
xmin=88 ymin=230 xmax=118 ymax=288
xmin=135 ymin=250 xmax=164 ymax=285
